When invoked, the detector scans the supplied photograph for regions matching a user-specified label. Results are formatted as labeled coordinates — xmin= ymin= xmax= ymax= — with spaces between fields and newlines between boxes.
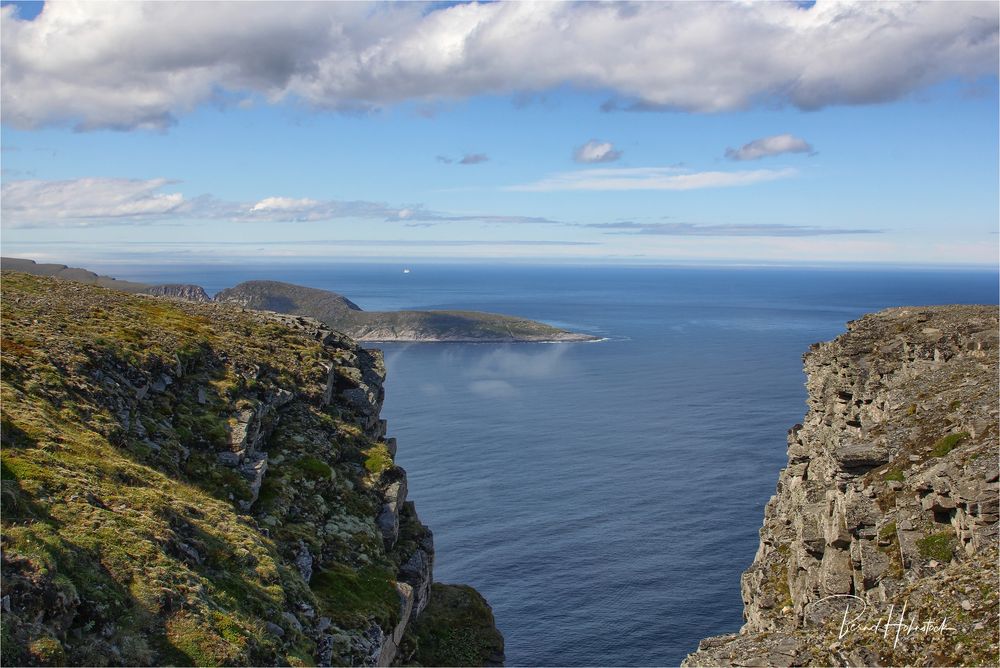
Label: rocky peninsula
xmin=0 ymin=271 xmax=504 ymax=666
xmin=685 ymin=305 xmax=998 ymax=667
xmin=1 ymin=258 xmax=598 ymax=343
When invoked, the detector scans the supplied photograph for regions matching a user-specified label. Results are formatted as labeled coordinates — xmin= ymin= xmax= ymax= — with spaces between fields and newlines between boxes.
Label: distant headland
xmin=0 ymin=257 xmax=600 ymax=343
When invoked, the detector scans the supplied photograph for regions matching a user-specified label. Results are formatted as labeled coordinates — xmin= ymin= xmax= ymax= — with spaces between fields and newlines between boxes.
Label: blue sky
xmin=1 ymin=1 xmax=998 ymax=266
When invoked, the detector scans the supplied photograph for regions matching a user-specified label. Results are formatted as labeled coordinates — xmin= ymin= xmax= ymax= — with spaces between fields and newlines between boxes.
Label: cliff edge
xmin=686 ymin=305 xmax=998 ymax=667
xmin=0 ymin=271 xmax=503 ymax=666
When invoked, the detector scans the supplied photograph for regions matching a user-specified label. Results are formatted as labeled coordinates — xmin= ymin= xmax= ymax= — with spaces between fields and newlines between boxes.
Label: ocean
xmin=104 ymin=263 xmax=998 ymax=666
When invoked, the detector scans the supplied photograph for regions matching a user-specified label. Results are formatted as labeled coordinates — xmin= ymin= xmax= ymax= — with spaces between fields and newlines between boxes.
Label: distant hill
xmin=2 ymin=258 xmax=599 ymax=342
xmin=216 ymin=280 xmax=597 ymax=342
xmin=215 ymin=280 xmax=362 ymax=316
xmin=0 ymin=257 xmax=151 ymax=293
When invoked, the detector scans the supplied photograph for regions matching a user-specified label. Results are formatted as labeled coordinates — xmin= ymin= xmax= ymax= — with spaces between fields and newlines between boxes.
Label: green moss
xmin=294 ymin=455 xmax=333 ymax=480
xmin=363 ymin=443 xmax=393 ymax=476
xmin=883 ymin=468 xmax=905 ymax=482
xmin=917 ymin=532 xmax=955 ymax=562
xmin=183 ymin=412 xmax=229 ymax=448
xmin=310 ymin=563 xmax=400 ymax=628
xmin=879 ymin=521 xmax=897 ymax=541
xmin=930 ymin=432 xmax=969 ymax=457
xmin=1 ymin=617 xmax=27 ymax=666
xmin=183 ymin=453 xmax=253 ymax=502
xmin=405 ymin=583 xmax=503 ymax=667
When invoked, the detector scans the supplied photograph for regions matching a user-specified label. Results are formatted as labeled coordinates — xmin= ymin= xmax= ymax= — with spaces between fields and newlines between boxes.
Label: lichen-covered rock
xmin=0 ymin=271 xmax=502 ymax=667
xmin=686 ymin=305 xmax=999 ymax=667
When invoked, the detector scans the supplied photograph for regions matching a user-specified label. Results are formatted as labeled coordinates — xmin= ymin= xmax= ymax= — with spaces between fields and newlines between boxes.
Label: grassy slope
xmin=0 ymin=272 xmax=420 ymax=666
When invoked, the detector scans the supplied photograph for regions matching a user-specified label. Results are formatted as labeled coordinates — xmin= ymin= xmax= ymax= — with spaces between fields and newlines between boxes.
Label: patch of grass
xmin=875 ymin=487 xmax=898 ymax=512
xmin=883 ymin=468 xmax=905 ymax=482
xmin=362 ymin=443 xmax=393 ymax=476
xmin=405 ymin=583 xmax=503 ymax=667
xmin=917 ymin=531 xmax=955 ymax=562
xmin=294 ymin=455 xmax=333 ymax=480
xmin=183 ymin=453 xmax=254 ymax=502
xmin=28 ymin=636 xmax=65 ymax=665
xmin=165 ymin=612 xmax=246 ymax=667
xmin=879 ymin=521 xmax=897 ymax=541
xmin=930 ymin=432 xmax=969 ymax=457
xmin=310 ymin=563 xmax=400 ymax=629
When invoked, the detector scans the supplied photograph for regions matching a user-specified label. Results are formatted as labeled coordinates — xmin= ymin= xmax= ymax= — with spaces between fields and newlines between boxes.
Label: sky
xmin=1 ymin=0 xmax=998 ymax=267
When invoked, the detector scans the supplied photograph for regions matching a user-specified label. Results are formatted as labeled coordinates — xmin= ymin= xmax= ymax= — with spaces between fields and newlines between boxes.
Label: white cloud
xmin=2 ymin=1 xmax=996 ymax=130
xmin=249 ymin=196 xmax=321 ymax=212
xmin=507 ymin=167 xmax=797 ymax=192
xmin=725 ymin=134 xmax=815 ymax=161
xmin=0 ymin=178 xmax=185 ymax=226
xmin=573 ymin=140 xmax=622 ymax=164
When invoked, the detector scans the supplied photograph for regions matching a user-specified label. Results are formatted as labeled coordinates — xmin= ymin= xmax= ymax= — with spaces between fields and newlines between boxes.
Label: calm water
xmin=105 ymin=263 xmax=998 ymax=666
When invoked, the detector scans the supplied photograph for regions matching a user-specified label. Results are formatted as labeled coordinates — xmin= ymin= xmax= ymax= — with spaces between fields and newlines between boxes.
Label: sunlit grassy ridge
xmin=0 ymin=271 xmax=430 ymax=666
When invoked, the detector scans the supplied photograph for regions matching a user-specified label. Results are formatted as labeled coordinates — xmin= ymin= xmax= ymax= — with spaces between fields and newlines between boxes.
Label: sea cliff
xmin=685 ymin=305 xmax=999 ymax=666
xmin=1 ymin=272 xmax=503 ymax=666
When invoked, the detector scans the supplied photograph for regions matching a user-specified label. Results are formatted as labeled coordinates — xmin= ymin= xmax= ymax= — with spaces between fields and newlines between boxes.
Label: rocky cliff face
xmin=686 ymin=305 xmax=998 ymax=667
xmin=1 ymin=272 xmax=503 ymax=667
xmin=144 ymin=284 xmax=213 ymax=303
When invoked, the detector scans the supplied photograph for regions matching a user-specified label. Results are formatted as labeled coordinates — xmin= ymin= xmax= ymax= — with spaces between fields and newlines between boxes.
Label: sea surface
xmin=104 ymin=263 xmax=998 ymax=666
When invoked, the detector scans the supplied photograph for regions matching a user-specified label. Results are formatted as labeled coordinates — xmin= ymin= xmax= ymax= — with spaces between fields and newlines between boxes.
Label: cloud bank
xmin=589 ymin=221 xmax=881 ymax=237
xmin=0 ymin=178 xmax=186 ymax=224
xmin=1 ymin=177 xmax=881 ymax=238
xmin=0 ymin=177 xmax=561 ymax=228
xmin=2 ymin=1 xmax=996 ymax=130
xmin=508 ymin=167 xmax=797 ymax=192
xmin=726 ymin=134 xmax=815 ymax=161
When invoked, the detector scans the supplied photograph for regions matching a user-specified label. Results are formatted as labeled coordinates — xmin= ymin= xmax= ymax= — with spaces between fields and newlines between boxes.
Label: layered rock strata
xmin=686 ymin=305 xmax=999 ymax=667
